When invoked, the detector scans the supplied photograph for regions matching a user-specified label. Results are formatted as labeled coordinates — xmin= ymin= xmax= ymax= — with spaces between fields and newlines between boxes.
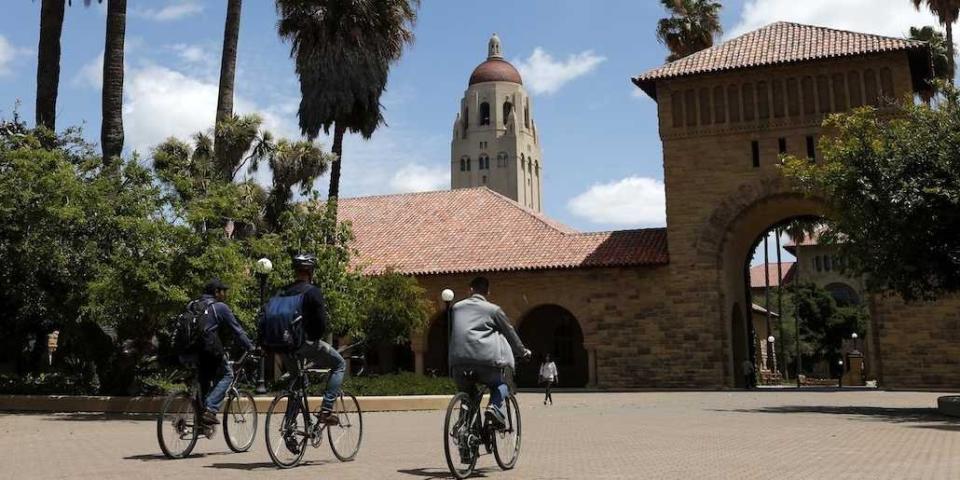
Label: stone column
xmin=410 ymin=333 xmax=427 ymax=376
xmin=585 ymin=343 xmax=598 ymax=388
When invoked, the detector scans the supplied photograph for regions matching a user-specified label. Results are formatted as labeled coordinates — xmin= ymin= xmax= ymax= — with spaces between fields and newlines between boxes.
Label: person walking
xmin=539 ymin=354 xmax=558 ymax=405
xmin=741 ymin=359 xmax=756 ymax=390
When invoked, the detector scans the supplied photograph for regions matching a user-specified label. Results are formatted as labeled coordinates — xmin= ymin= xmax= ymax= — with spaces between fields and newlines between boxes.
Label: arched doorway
xmin=516 ymin=305 xmax=588 ymax=387
xmin=424 ymin=313 xmax=448 ymax=377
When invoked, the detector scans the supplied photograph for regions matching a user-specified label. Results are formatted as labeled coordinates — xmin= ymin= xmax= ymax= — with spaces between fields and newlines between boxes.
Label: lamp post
xmin=441 ymin=289 xmax=455 ymax=378
xmin=838 ymin=359 xmax=844 ymax=389
xmin=254 ymin=257 xmax=273 ymax=394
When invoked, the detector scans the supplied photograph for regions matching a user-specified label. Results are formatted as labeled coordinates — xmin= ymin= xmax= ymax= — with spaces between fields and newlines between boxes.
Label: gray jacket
xmin=449 ymin=294 xmax=526 ymax=369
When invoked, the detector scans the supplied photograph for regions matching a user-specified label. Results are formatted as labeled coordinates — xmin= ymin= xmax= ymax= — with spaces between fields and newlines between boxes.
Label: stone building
xmin=337 ymin=23 xmax=960 ymax=390
xmin=451 ymin=34 xmax=543 ymax=212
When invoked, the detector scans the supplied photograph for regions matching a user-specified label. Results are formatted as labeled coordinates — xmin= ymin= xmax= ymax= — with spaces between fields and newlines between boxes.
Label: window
xmin=787 ymin=78 xmax=800 ymax=116
xmin=806 ymin=136 xmax=816 ymax=161
xmin=880 ymin=67 xmax=894 ymax=99
xmin=848 ymin=71 xmax=863 ymax=107
xmin=467 ymin=157 xmax=472 ymax=171
xmin=497 ymin=152 xmax=508 ymax=168
xmin=864 ymin=69 xmax=879 ymax=106
xmin=482 ymin=175 xmax=487 ymax=184
xmin=460 ymin=158 xmax=465 ymax=172
xmin=824 ymin=255 xmax=832 ymax=271
xmin=699 ymin=87 xmax=712 ymax=125
xmin=832 ymin=73 xmax=847 ymax=111
xmin=815 ymin=256 xmax=822 ymax=272
xmin=671 ymin=91 xmax=684 ymax=128
xmin=480 ymin=102 xmax=490 ymax=126
xmin=713 ymin=85 xmax=726 ymax=124
xmin=778 ymin=138 xmax=786 ymax=155
xmin=772 ymin=79 xmax=785 ymax=118
xmin=481 ymin=154 xmax=490 ymax=169
xmin=684 ymin=89 xmax=697 ymax=127
xmin=751 ymin=140 xmax=760 ymax=168
xmin=826 ymin=283 xmax=861 ymax=306
xmin=727 ymin=85 xmax=741 ymax=123
xmin=503 ymin=101 xmax=513 ymax=123
xmin=464 ymin=107 xmax=469 ymax=129
xmin=742 ymin=83 xmax=755 ymax=121
xmin=816 ymin=75 xmax=831 ymax=113
xmin=757 ymin=81 xmax=769 ymax=119
xmin=801 ymin=76 xmax=815 ymax=115
xmin=524 ymin=101 xmax=530 ymax=128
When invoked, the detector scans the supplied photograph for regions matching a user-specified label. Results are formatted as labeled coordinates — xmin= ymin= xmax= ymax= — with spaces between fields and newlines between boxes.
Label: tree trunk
xmin=214 ymin=0 xmax=242 ymax=178
xmin=324 ymin=123 xmax=346 ymax=244
xmin=947 ymin=21 xmax=956 ymax=81
xmin=100 ymin=0 xmax=126 ymax=164
xmin=36 ymin=0 xmax=66 ymax=131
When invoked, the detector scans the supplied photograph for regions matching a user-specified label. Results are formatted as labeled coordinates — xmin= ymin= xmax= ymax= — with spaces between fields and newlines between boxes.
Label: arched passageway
xmin=516 ymin=305 xmax=588 ymax=387
xmin=424 ymin=313 xmax=448 ymax=377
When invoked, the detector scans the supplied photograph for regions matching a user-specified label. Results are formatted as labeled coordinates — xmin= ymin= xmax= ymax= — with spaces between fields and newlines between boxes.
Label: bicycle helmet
xmin=292 ymin=253 xmax=318 ymax=270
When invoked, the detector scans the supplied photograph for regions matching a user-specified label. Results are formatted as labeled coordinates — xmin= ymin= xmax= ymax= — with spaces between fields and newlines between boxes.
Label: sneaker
xmin=201 ymin=411 xmax=219 ymax=425
xmin=284 ymin=433 xmax=301 ymax=455
xmin=485 ymin=405 xmax=506 ymax=429
xmin=317 ymin=409 xmax=340 ymax=426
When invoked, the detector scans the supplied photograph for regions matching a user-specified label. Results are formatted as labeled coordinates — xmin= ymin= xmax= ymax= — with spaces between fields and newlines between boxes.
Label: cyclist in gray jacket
xmin=449 ymin=276 xmax=531 ymax=427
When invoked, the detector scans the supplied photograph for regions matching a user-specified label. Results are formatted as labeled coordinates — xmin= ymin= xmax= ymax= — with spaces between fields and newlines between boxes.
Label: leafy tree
xmin=656 ymin=0 xmax=723 ymax=62
xmin=909 ymin=26 xmax=953 ymax=101
xmin=788 ymin=283 xmax=867 ymax=376
xmin=275 ymin=0 xmax=419 ymax=209
xmin=783 ymin=90 xmax=960 ymax=301
xmin=362 ymin=269 xmax=430 ymax=344
xmin=913 ymin=0 xmax=960 ymax=79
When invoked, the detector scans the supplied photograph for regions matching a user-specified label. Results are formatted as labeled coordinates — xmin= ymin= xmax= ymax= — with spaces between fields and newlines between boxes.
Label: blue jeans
xmin=288 ymin=339 xmax=345 ymax=410
xmin=202 ymin=355 xmax=233 ymax=413
xmin=451 ymin=365 xmax=510 ymax=408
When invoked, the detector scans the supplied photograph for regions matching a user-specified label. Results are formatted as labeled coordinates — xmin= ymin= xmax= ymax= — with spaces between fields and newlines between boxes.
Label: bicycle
xmin=263 ymin=342 xmax=365 ymax=468
xmin=156 ymin=350 xmax=260 ymax=459
xmin=443 ymin=370 xmax=522 ymax=479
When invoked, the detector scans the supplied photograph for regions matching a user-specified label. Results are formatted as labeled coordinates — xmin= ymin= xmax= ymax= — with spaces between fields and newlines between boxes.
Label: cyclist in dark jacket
xmin=283 ymin=254 xmax=344 ymax=426
xmin=198 ymin=278 xmax=254 ymax=425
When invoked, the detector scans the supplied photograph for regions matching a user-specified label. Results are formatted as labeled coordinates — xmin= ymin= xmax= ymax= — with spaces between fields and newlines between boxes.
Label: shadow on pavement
xmin=714 ymin=405 xmax=959 ymax=430
xmin=396 ymin=467 xmax=492 ymax=479
xmin=124 ymin=451 xmax=232 ymax=462
xmin=205 ymin=460 xmax=329 ymax=470
xmin=42 ymin=413 xmax=154 ymax=422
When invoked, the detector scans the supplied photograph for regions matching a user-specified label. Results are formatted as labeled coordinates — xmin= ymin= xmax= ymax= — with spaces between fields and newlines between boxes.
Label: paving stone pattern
xmin=2 ymin=391 xmax=959 ymax=479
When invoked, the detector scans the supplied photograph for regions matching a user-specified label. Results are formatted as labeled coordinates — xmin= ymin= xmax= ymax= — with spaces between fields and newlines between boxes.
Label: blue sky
xmin=0 ymin=0 xmax=940 ymax=247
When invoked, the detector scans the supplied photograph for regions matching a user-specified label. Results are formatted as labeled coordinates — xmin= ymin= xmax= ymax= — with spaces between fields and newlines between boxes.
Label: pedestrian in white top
xmin=539 ymin=354 xmax=558 ymax=405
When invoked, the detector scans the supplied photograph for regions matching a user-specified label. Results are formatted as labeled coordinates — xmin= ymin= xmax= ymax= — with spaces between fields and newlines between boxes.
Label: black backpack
xmin=171 ymin=298 xmax=218 ymax=355
xmin=258 ymin=290 xmax=306 ymax=353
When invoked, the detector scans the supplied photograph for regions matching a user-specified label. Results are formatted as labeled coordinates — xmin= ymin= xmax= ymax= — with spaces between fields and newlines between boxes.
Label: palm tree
xmin=35 ymin=0 xmax=91 ymax=132
xmin=910 ymin=25 xmax=953 ymax=100
xmin=656 ymin=0 xmax=723 ymax=62
xmin=214 ymin=0 xmax=243 ymax=177
xmin=101 ymin=0 xmax=126 ymax=163
xmin=264 ymin=139 xmax=330 ymax=228
xmin=276 ymin=0 xmax=419 ymax=209
xmin=913 ymin=0 xmax=960 ymax=80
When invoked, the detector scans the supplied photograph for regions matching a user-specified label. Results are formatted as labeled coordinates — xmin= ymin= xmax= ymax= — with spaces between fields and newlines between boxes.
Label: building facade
xmin=451 ymin=34 xmax=543 ymax=212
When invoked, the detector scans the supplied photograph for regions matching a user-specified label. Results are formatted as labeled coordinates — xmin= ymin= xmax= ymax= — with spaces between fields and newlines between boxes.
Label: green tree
xmin=788 ymin=283 xmax=867 ymax=376
xmin=363 ymin=270 xmax=430 ymax=344
xmin=656 ymin=0 xmax=723 ymax=62
xmin=100 ymin=0 xmax=126 ymax=162
xmin=214 ymin=0 xmax=244 ymax=176
xmin=913 ymin=0 xmax=959 ymax=79
xmin=275 ymin=0 xmax=419 ymax=209
xmin=909 ymin=26 xmax=953 ymax=101
xmin=783 ymin=90 xmax=960 ymax=301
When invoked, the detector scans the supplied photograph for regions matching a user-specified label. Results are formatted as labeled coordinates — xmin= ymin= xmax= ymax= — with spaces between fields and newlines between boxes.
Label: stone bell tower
xmin=452 ymin=34 xmax=543 ymax=212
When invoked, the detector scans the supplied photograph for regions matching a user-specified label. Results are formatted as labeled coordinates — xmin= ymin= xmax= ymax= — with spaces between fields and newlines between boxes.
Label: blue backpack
xmin=258 ymin=291 xmax=306 ymax=352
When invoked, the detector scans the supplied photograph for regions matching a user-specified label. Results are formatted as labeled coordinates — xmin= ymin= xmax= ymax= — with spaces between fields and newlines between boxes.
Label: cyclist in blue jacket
xmin=198 ymin=278 xmax=254 ymax=425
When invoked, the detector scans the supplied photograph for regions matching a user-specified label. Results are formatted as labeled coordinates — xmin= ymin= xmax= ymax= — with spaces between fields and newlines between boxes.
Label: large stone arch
xmin=696 ymin=175 xmax=828 ymax=386
xmin=515 ymin=304 xmax=589 ymax=388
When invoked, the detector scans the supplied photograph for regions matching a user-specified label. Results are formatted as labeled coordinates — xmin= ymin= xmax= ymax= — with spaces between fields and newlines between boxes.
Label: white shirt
xmin=539 ymin=361 xmax=558 ymax=381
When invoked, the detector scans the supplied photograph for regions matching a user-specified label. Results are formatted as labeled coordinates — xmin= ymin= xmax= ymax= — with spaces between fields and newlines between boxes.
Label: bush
xmin=305 ymin=372 xmax=456 ymax=397
xmin=0 ymin=372 xmax=98 ymax=396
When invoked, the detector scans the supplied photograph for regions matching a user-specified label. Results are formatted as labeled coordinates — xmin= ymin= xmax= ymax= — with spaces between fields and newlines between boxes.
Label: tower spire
xmin=488 ymin=33 xmax=503 ymax=59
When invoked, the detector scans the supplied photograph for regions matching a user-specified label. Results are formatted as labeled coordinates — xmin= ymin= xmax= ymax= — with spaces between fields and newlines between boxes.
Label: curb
xmin=937 ymin=395 xmax=960 ymax=418
xmin=0 ymin=394 xmax=452 ymax=414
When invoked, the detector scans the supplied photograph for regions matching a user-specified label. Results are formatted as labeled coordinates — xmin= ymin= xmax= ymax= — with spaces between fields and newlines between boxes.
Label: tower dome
xmin=468 ymin=33 xmax=523 ymax=86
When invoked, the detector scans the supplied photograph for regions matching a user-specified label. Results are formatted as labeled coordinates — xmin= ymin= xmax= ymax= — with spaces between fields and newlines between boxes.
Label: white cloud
xmin=73 ymin=52 xmax=104 ymax=88
xmin=730 ymin=0 xmax=938 ymax=39
xmin=134 ymin=1 xmax=204 ymax=22
xmin=514 ymin=48 xmax=606 ymax=95
xmin=568 ymin=176 xmax=666 ymax=227
xmin=388 ymin=164 xmax=448 ymax=193
xmin=171 ymin=44 xmax=214 ymax=65
xmin=0 ymin=35 xmax=29 ymax=76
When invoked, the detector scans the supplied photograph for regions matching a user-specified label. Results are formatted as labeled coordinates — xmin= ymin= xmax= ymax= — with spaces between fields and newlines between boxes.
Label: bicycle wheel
xmin=264 ymin=393 xmax=308 ymax=468
xmin=443 ymin=392 xmax=478 ymax=479
xmin=156 ymin=392 xmax=199 ymax=459
xmin=328 ymin=392 xmax=363 ymax=461
xmin=492 ymin=394 xmax=522 ymax=470
xmin=223 ymin=390 xmax=258 ymax=453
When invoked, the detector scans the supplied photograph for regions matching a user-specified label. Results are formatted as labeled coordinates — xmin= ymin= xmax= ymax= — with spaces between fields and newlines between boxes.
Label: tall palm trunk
xmin=101 ymin=0 xmax=126 ymax=163
xmin=327 ymin=122 xmax=346 ymax=202
xmin=946 ymin=21 xmax=956 ymax=78
xmin=214 ymin=0 xmax=243 ymax=178
xmin=36 ymin=0 xmax=66 ymax=131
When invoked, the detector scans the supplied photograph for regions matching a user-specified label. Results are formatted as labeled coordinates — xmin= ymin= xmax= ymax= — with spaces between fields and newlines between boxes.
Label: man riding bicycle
xmin=281 ymin=253 xmax=345 ymax=427
xmin=197 ymin=278 xmax=255 ymax=425
xmin=449 ymin=276 xmax=531 ymax=428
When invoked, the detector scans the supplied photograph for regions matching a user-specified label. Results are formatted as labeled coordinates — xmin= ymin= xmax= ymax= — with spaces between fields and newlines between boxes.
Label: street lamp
xmin=254 ymin=257 xmax=273 ymax=394
xmin=441 ymin=289 xmax=455 ymax=377
xmin=838 ymin=359 xmax=845 ymax=389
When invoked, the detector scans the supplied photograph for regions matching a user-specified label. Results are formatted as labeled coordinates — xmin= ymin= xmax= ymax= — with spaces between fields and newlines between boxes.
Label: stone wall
xmin=872 ymin=294 xmax=960 ymax=388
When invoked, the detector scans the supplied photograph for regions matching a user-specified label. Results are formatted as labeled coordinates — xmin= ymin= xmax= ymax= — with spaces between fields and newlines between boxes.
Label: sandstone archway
xmin=516 ymin=304 xmax=588 ymax=388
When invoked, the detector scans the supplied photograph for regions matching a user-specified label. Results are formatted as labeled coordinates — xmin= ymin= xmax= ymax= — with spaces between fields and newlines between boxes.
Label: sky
xmin=0 ymin=0 xmax=941 ymax=250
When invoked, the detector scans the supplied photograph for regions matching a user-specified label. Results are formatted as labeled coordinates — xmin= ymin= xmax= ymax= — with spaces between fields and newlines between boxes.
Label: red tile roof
xmin=337 ymin=187 xmax=669 ymax=275
xmin=749 ymin=262 xmax=796 ymax=289
xmin=633 ymin=21 xmax=928 ymax=98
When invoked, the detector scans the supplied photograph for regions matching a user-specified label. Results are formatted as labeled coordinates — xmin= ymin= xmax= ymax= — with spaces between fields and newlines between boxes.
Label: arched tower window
xmin=460 ymin=158 xmax=466 ymax=171
xmin=480 ymin=102 xmax=490 ymax=126
xmin=497 ymin=152 xmax=508 ymax=168
xmin=503 ymin=101 xmax=513 ymax=124
xmin=524 ymin=100 xmax=530 ymax=128
xmin=464 ymin=107 xmax=469 ymax=129
xmin=466 ymin=157 xmax=472 ymax=171
xmin=479 ymin=154 xmax=489 ymax=170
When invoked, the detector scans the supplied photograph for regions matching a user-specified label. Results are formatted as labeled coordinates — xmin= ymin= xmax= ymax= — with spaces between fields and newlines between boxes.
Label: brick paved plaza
xmin=3 ymin=391 xmax=959 ymax=479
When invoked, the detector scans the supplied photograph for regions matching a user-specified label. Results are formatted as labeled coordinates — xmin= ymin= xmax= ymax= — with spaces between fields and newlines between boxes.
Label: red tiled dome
xmin=469 ymin=58 xmax=523 ymax=85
